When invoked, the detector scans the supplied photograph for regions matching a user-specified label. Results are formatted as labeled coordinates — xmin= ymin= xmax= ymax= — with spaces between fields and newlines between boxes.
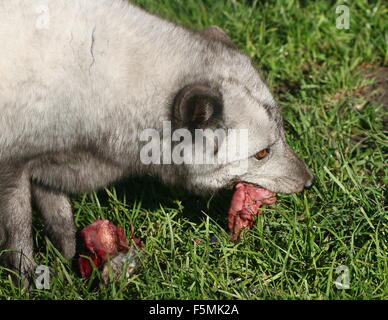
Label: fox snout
xmin=288 ymin=149 xmax=315 ymax=192
xmin=238 ymin=146 xmax=314 ymax=195
xmin=304 ymin=174 xmax=315 ymax=189
xmin=273 ymin=149 xmax=315 ymax=194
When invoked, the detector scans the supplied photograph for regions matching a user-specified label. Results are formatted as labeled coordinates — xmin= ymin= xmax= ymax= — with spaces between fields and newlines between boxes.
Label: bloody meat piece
xmin=228 ymin=182 xmax=277 ymax=242
xmin=78 ymin=219 xmax=144 ymax=278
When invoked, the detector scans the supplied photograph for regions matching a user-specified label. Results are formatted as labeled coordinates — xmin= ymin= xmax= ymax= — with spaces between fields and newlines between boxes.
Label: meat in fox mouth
xmin=228 ymin=182 xmax=277 ymax=242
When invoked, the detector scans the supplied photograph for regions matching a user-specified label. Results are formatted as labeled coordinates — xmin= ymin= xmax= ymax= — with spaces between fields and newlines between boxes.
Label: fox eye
xmin=254 ymin=148 xmax=270 ymax=160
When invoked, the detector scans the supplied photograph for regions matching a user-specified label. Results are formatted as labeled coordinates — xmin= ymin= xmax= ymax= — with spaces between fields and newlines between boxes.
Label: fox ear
xmin=201 ymin=26 xmax=236 ymax=48
xmin=173 ymin=83 xmax=223 ymax=129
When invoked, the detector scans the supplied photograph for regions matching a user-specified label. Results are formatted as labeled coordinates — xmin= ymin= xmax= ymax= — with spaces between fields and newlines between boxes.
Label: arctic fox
xmin=0 ymin=0 xmax=313 ymax=281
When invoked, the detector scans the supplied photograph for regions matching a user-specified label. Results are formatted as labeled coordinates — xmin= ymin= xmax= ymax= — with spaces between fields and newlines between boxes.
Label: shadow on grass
xmin=69 ymin=176 xmax=234 ymax=288
xmin=94 ymin=175 xmax=233 ymax=229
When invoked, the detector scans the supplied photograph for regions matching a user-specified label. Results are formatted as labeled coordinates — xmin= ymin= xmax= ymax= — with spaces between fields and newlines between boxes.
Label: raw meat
xmin=228 ymin=182 xmax=277 ymax=241
xmin=78 ymin=219 xmax=143 ymax=279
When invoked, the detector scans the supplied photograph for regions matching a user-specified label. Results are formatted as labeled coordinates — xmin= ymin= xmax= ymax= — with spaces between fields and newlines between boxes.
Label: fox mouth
xmin=228 ymin=182 xmax=277 ymax=242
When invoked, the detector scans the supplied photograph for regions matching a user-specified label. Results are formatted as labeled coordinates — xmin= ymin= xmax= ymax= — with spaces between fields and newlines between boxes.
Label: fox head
xmin=141 ymin=26 xmax=314 ymax=195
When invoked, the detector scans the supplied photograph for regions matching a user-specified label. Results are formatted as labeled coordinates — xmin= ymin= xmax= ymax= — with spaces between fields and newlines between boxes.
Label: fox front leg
xmin=32 ymin=184 xmax=76 ymax=260
xmin=0 ymin=164 xmax=35 ymax=286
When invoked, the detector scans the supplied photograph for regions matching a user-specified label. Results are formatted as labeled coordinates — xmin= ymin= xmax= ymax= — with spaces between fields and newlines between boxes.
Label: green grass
xmin=1 ymin=0 xmax=387 ymax=300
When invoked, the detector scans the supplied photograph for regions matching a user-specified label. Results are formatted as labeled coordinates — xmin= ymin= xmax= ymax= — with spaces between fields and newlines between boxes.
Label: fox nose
xmin=304 ymin=176 xmax=315 ymax=189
